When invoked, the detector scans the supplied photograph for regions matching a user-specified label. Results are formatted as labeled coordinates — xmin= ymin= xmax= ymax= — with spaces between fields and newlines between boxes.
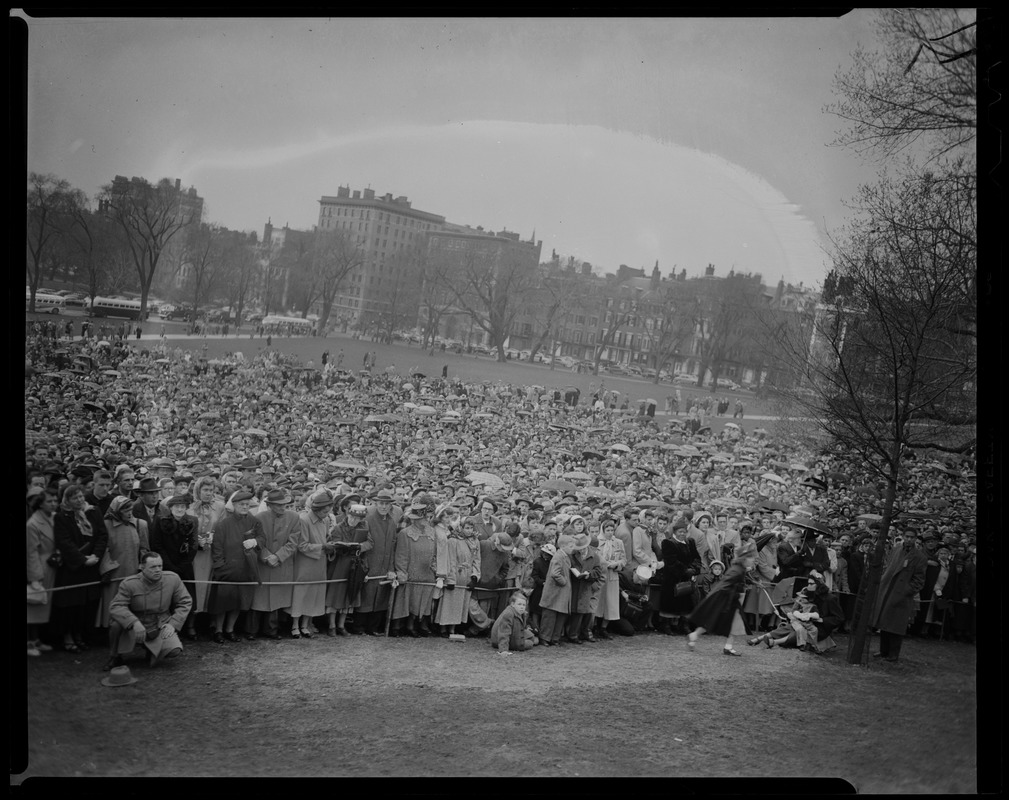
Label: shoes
xmin=182 ymin=630 xmax=198 ymax=641
xmin=102 ymin=655 xmax=124 ymax=671
xmin=74 ymin=639 xmax=90 ymax=651
xmin=407 ymin=628 xmax=421 ymax=638
xmin=28 ymin=644 xmax=41 ymax=658
xmin=871 ymin=652 xmax=884 ymax=658
xmin=225 ymin=631 xmax=240 ymax=643
xmin=326 ymin=628 xmax=336 ymax=637
xmin=244 ymin=633 xmax=257 ymax=641
xmin=291 ymin=630 xmax=301 ymax=639
xmin=686 ymin=632 xmax=697 ymax=651
xmin=747 ymin=637 xmax=762 ymax=646
xmin=62 ymin=641 xmax=81 ymax=654
xmin=723 ymin=647 xmax=742 ymax=657
xmin=541 ymin=640 xmax=554 ymax=647
xmin=213 ymin=632 xmax=225 ymax=644
xmin=884 ymin=656 xmax=899 ymax=663
xmin=31 ymin=639 xmax=53 ymax=652
xmin=300 ymin=629 xmax=313 ymax=639
xmin=267 ymin=633 xmax=282 ymax=640
xmin=417 ymin=625 xmax=431 ymax=638
xmin=582 ymin=633 xmax=597 ymax=643
xmin=334 ymin=627 xmax=348 ymax=637
xmin=565 ymin=636 xmax=584 ymax=645
xmin=597 ymin=630 xmax=613 ymax=640
xmin=765 ymin=638 xmax=775 ymax=649
xmin=366 ymin=630 xmax=382 ymax=637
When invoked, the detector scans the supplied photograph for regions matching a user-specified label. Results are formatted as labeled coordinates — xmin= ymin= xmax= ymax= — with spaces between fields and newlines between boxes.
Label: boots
xmin=417 ymin=617 xmax=432 ymax=637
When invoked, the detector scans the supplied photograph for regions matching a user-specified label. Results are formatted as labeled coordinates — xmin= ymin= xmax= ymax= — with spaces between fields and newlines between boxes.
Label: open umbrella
xmin=856 ymin=513 xmax=883 ymax=522
xmin=466 ymin=471 xmax=506 ymax=490
xmin=155 ymin=358 xmax=170 ymax=364
xmin=550 ymin=448 xmax=576 ymax=458
xmin=608 ymin=443 xmax=631 ymax=452
xmin=756 ymin=499 xmax=790 ymax=513
xmin=583 ymin=485 xmax=620 ymax=498
xmin=761 ymin=472 xmax=786 ymax=485
xmin=851 ymin=485 xmax=878 ymax=496
xmin=539 ymin=479 xmax=578 ymax=493
xmin=696 ymin=426 xmax=712 ymax=435
xmin=330 ymin=459 xmax=367 ymax=470
xmin=826 ymin=471 xmax=850 ymax=484
xmin=789 ymin=463 xmax=809 ymax=472
xmin=723 ymin=422 xmax=741 ymax=430
xmin=678 ymin=445 xmax=701 ymax=456
xmin=103 ymin=370 xmax=121 ymax=377
xmin=660 ymin=444 xmax=681 ymax=452
xmin=414 ymin=405 xmax=438 ymax=416
xmin=562 ymin=471 xmax=594 ymax=481
xmin=83 ymin=401 xmax=106 ymax=414
xmin=198 ymin=411 xmax=221 ymax=420
xmin=244 ymin=428 xmax=269 ymax=437
xmin=412 ymin=372 xmax=426 ymax=379
xmin=582 ymin=449 xmax=605 ymax=460
xmin=784 ymin=515 xmax=832 ymax=536
xmin=635 ymin=499 xmax=672 ymax=509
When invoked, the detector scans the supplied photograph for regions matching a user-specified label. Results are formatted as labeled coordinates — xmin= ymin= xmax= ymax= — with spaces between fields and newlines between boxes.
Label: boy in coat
xmin=538 ymin=535 xmax=576 ymax=646
xmin=490 ymin=592 xmax=537 ymax=652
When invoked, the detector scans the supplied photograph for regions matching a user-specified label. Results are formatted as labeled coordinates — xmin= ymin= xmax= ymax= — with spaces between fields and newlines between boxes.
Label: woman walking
xmin=686 ymin=560 xmax=750 ymax=657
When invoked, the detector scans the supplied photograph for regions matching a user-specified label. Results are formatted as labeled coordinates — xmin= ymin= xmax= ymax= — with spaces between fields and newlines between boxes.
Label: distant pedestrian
xmin=135 ymin=325 xmax=142 ymax=340
xmin=442 ymin=364 xmax=449 ymax=378
xmin=733 ymin=400 xmax=744 ymax=419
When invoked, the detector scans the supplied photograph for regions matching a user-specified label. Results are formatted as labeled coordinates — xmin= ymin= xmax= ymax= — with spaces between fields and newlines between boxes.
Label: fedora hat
xmin=136 ymin=477 xmax=159 ymax=493
xmin=101 ymin=665 xmax=138 ymax=688
xmin=265 ymin=488 xmax=293 ymax=505
xmin=572 ymin=532 xmax=591 ymax=550
xmin=309 ymin=490 xmax=335 ymax=510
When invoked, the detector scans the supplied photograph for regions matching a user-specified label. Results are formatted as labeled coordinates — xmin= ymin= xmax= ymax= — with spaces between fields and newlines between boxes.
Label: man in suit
xmin=870 ymin=529 xmax=928 ymax=662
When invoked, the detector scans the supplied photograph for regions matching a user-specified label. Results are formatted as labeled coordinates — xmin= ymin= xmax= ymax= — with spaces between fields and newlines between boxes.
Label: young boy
xmin=490 ymin=592 xmax=537 ymax=653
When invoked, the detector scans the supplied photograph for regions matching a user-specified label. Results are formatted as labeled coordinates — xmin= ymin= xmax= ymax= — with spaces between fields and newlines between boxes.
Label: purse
xmin=27 ymin=583 xmax=48 ymax=605
xmin=674 ymin=580 xmax=694 ymax=597
xmin=46 ymin=552 xmax=63 ymax=569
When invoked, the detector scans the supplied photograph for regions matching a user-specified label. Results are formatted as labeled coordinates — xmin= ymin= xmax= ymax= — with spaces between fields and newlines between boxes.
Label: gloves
xmin=242 ymin=539 xmax=257 ymax=550
xmin=386 ymin=571 xmax=397 ymax=581
xmin=445 ymin=581 xmax=456 ymax=591
xmin=435 ymin=577 xmax=445 ymax=589
xmin=266 ymin=554 xmax=280 ymax=567
xmin=468 ymin=576 xmax=478 ymax=590
xmin=323 ymin=544 xmax=336 ymax=556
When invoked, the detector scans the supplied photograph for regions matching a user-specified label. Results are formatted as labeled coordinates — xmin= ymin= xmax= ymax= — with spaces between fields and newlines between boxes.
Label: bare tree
xmin=417 ymin=252 xmax=461 ymax=349
xmin=66 ymin=201 xmax=132 ymax=305
xmin=373 ymin=247 xmax=423 ymax=343
xmin=219 ymin=230 xmax=259 ymax=329
xmin=311 ymin=229 xmax=364 ymax=333
xmin=26 ymin=172 xmax=80 ymax=311
xmin=766 ymin=168 xmax=975 ymax=665
xmin=640 ymin=283 xmax=696 ymax=383
xmin=438 ymin=247 xmax=540 ymax=361
xmin=592 ymin=301 xmax=633 ymax=375
xmin=100 ymin=177 xmax=202 ymax=317
xmin=181 ymin=224 xmax=231 ymax=314
xmin=827 ymin=9 xmax=977 ymax=161
xmin=689 ymin=273 xmax=763 ymax=390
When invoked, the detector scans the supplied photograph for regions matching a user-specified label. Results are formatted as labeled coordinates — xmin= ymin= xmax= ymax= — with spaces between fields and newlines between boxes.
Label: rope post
xmin=384 ymin=582 xmax=397 ymax=637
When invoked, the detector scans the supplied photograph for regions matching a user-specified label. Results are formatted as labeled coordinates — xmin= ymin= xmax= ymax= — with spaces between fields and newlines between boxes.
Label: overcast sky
xmin=23 ymin=13 xmax=886 ymax=288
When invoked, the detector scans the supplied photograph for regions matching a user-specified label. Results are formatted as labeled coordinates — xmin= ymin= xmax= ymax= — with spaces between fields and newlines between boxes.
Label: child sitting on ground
xmin=490 ymin=592 xmax=537 ymax=653
xmin=787 ymin=588 xmax=822 ymax=649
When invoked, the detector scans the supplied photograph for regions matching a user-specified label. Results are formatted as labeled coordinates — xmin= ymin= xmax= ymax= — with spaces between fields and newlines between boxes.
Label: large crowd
xmin=25 ymin=326 xmax=977 ymax=670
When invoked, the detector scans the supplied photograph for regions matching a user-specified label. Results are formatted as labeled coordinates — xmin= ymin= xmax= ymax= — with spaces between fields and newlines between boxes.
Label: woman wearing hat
xmin=97 ymin=496 xmax=152 ymax=631
xmin=434 ymin=513 xmax=481 ymax=637
xmin=324 ymin=503 xmax=369 ymax=636
xmin=567 ymin=531 xmax=603 ymax=644
xmin=27 ymin=487 xmax=58 ymax=656
xmin=52 ymin=483 xmax=108 ymax=653
xmin=391 ymin=499 xmax=439 ymax=637
xmin=591 ymin=518 xmax=626 ymax=640
xmin=657 ymin=519 xmax=702 ymax=636
xmin=206 ymin=490 xmax=264 ymax=643
xmin=149 ymin=495 xmax=200 ymax=639
xmin=290 ymin=490 xmax=336 ymax=638
xmin=188 ymin=476 xmax=225 ymax=616
xmin=685 ymin=558 xmax=751 ymax=657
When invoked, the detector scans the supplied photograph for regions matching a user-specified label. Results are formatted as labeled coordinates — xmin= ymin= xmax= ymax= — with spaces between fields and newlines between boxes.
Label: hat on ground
xmin=101 ymin=665 xmax=138 ymax=688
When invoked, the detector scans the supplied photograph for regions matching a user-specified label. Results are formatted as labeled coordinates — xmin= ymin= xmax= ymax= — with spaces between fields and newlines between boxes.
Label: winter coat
xmin=392 ymin=521 xmax=438 ymax=619
xmin=325 ymin=517 xmax=370 ymax=611
xmin=870 ymin=545 xmax=928 ymax=634
xmin=53 ymin=505 xmax=108 ymax=609
xmin=659 ymin=536 xmax=701 ymax=615
xmin=358 ymin=507 xmax=400 ymax=613
xmin=569 ymin=547 xmax=604 ymax=615
xmin=289 ymin=510 xmax=330 ymax=617
xmin=688 ymin=562 xmax=749 ymax=637
xmin=109 ymin=570 xmax=192 ymax=635
xmin=595 ymin=537 xmax=627 ymax=621
xmin=206 ymin=511 xmax=263 ymax=614
xmin=27 ymin=510 xmax=57 ymax=625
xmin=490 ymin=605 xmax=534 ymax=651
xmin=251 ymin=508 xmax=300 ymax=612
xmin=539 ymin=549 xmax=573 ymax=614
xmin=434 ymin=533 xmax=481 ymax=626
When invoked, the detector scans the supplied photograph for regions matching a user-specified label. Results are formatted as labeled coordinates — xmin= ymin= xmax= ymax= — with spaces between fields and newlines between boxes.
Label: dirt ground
xmin=15 ymin=627 xmax=976 ymax=791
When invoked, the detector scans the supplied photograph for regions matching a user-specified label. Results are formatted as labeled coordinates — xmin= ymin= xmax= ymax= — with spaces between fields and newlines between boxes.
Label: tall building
xmin=317 ymin=186 xmax=446 ymax=325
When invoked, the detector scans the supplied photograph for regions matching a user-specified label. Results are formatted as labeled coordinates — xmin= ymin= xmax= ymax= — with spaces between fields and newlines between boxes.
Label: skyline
xmin=24 ymin=14 xmax=886 ymax=287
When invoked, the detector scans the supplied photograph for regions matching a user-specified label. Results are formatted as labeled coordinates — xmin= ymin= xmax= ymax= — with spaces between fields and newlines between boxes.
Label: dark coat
xmin=528 ymin=552 xmax=551 ymax=613
xmin=53 ymin=506 xmax=108 ymax=608
xmin=870 ymin=545 xmax=928 ymax=634
xmin=810 ymin=587 xmax=845 ymax=639
xmin=149 ymin=513 xmax=199 ymax=583
xmin=847 ymin=550 xmax=866 ymax=595
xmin=776 ymin=542 xmax=804 ymax=581
xmin=658 ymin=537 xmax=701 ymax=614
xmin=687 ymin=562 xmax=750 ymax=637
xmin=206 ymin=512 xmax=263 ymax=613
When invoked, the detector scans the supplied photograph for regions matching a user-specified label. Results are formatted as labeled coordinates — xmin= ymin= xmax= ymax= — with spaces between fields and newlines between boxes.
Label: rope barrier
xmin=29 ymin=576 xmax=521 ymax=594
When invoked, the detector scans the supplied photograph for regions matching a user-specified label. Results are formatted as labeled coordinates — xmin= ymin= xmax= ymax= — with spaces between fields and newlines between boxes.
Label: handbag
xmin=674 ymin=580 xmax=694 ymax=598
xmin=46 ymin=551 xmax=63 ymax=569
xmin=27 ymin=583 xmax=48 ymax=605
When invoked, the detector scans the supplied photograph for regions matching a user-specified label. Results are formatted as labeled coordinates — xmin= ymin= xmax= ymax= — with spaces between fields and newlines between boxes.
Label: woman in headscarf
xmin=434 ymin=508 xmax=481 ymax=637
xmin=27 ymin=487 xmax=58 ymax=656
xmin=150 ymin=495 xmax=200 ymax=639
xmin=52 ymin=483 xmax=108 ymax=653
xmin=591 ymin=517 xmax=626 ymax=640
xmin=188 ymin=475 xmax=226 ymax=618
xmin=391 ymin=498 xmax=439 ymax=637
xmin=97 ymin=495 xmax=151 ymax=629
xmin=206 ymin=489 xmax=263 ymax=643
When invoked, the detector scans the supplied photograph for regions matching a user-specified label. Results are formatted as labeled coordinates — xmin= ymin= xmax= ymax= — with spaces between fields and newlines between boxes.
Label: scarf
xmin=61 ymin=496 xmax=93 ymax=537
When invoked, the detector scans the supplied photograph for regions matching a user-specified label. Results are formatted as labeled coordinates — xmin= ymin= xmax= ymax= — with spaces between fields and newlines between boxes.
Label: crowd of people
xmin=25 ymin=330 xmax=977 ymax=669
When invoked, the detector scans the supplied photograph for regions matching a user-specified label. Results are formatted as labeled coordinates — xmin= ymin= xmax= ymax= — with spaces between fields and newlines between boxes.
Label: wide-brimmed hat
xmin=309 ymin=490 xmax=335 ymax=509
xmin=405 ymin=501 xmax=429 ymax=520
xmin=137 ymin=477 xmax=160 ymax=493
xmin=572 ymin=532 xmax=591 ymax=550
xmin=101 ymin=665 xmax=138 ymax=688
xmin=372 ymin=488 xmax=396 ymax=502
xmin=264 ymin=488 xmax=293 ymax=505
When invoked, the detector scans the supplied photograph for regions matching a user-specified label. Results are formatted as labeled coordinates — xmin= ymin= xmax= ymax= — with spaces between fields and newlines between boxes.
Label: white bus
xmin=26 ymin=290 xmax=66 ymax=315
xmin=261 ymin=315 xmax=316 ymax=335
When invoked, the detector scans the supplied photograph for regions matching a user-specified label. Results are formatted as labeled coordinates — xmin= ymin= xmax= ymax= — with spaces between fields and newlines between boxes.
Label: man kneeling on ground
xmin=491 ymin=592 xmax=537 ymax=653
xmin=104 ymin=552 xmax=193 ymax=671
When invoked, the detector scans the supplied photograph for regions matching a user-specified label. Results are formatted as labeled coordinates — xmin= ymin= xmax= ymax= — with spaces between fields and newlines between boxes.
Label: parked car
xmin=555 ymin=355 xmax=577 ymax=368
xmin=673 ymin=374 xmax=697 ymax=385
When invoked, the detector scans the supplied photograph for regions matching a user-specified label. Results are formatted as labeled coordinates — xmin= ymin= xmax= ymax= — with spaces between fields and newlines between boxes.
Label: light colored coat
xmin=26 ymin=510 xmax=57 ymax=625
xmin=539 ymin=549 xmax=573 ymax=614
xmin=252 ymin=508 xmax=300 ymax=611
xmin=392 ymin=521 xmax=438 ymax=619
xmin=290 ymin=510 xmax=330 ymax=617
xmin=595 ymin=537 xmax=626 ymax=621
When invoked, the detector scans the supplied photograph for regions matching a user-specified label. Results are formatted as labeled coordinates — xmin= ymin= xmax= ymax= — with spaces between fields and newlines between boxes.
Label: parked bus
xmin=87 ymin=296 xmax=146 ymax=320
xmin=26 ymin=290 xmax=66 ymax=315
xmin=261 ymin=315 xmax=316 ymax=335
